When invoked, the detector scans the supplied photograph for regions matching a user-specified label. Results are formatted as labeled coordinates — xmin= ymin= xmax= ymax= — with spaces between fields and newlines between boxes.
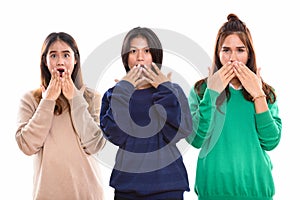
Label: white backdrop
xmin=1 ymin=0 xmax=298 ymax=199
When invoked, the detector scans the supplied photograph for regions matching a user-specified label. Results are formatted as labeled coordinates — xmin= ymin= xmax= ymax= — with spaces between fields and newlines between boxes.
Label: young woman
xmin=100 ymin=27 xmax=192 ymax=200
xmin=186 ymin=14 xmax=282 ymax=200
xmin=16 ymin=32 xmax=106 ymax=200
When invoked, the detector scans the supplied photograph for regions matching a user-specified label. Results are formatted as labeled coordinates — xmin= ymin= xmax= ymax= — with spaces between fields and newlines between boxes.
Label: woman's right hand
xmin=207 ymin=62 xmax=235 ymax=93
xmin=41 ymin=69 xmax=62 ymax=100
xmin=121 ymin=65 xmax=144 ymax=88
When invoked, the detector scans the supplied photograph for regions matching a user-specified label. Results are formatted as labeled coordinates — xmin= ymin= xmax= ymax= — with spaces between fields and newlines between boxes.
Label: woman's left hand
xmin=142 ymin=62 xmax=172 ymax=88
xmin=233 ymin=61 xmax=264 ymax=97
xmin=61 ymin=69 xmax=76 ymax=100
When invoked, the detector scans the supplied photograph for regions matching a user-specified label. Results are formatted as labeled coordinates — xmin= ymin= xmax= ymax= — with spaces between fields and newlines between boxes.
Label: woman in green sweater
xmin=186 ymin=13 xmax=282 ymax=200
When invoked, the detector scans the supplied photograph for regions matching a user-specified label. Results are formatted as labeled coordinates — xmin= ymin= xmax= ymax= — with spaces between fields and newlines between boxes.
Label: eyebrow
xmin=129 ymin=46 xmax=150 ymax=49
xmin=222 ymin=46 xmax=246 ymax=49
xmin=48 ymin=50 xmax=71 ymax=54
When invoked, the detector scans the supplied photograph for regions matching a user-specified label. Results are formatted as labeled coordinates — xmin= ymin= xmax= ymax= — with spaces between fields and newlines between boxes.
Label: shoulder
xmin=82 ymin=87 xmax=102 ymax=103
xmin=19 ymin=89 xmax=39 ymax=109
xmin=160 ymin=81 xmax=183 ymax=91
xmin=84 ymin=87 xmax=100 ymax=97
xmin=101 ymin=85 xmax=116 ymax=100
xmin=20 ymin=89 xmax=38 ymax=102
xmin=21 ymin=90 xmax=34 ymax=98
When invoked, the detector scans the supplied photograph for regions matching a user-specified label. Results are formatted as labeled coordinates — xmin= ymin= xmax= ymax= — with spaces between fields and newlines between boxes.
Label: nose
xmin=137 ymin=50 xmax=144 ymax=61
xmin=57 ymin=55 xmax=64 ymax=66
xmin=230 ymin=52 xmax=237 ymax=62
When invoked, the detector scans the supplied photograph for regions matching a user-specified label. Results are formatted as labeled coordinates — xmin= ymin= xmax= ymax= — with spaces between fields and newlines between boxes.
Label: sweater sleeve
xmin=100 ymin=81 xmax=134 ymax=146
xmin=15 ymin=91 xmax=55 ymax=156
xmin=255 ymin=100 xmax=282 ymax=151
xmin=152 ymin=82 xmax=192 ymax=143
xmin=69 ymin=87 xmax=106 ymax=155
xmin=186 ymin=87 xmax=220 ymax=148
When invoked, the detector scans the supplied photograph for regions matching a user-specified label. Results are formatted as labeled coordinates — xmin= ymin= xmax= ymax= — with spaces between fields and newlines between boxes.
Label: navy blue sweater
xmin=100 ymin=80 xmax=192 ymax=200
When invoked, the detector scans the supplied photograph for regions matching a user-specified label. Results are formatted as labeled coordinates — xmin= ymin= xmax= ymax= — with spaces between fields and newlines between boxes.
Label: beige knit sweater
xmin=16 ymin=87 xmax=106 ymax=200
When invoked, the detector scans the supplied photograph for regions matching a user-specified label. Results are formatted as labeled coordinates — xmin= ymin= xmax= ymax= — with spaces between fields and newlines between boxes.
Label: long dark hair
xmin=195 ymin=13 xmax=276 ymax=108
xmin=121 ymin=27 xmax=163 ymax=72
xmin=33 ymin=32 xmax=84 ymax=115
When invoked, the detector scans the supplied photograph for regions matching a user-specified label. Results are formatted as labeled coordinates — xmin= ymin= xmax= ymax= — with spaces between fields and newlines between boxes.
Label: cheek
xmin=144 ymin=55 xmax=153 ymax=65
xmin=46 ymin=58 xmax=55 ymax=71
xmin=128 ymin=55 xmax=136 ymax=67
xmin=219 ymin=53 xmax=230 ymax=65
xmin=66 ymin=61 xmax=75 ymax=73
xmin=238 ymin=54 xmax=249 ymax=64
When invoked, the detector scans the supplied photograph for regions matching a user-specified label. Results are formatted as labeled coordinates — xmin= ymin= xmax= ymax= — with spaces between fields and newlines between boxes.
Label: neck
xmin=136 ymin=82 xmax=152 ymax=90
xmin=230 ymin=78 xmax=242 ymax=89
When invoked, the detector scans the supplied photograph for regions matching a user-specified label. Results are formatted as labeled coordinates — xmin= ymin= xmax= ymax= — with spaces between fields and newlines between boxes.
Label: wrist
xmin=252 ymin=93 xmax=266 ymax=102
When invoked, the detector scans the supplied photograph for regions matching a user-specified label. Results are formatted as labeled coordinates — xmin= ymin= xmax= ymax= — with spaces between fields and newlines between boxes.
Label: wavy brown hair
xmin=195 ymin=13 xmax=276 ymax=109
xmin=33 ymin=32 xmax=84 ymax=115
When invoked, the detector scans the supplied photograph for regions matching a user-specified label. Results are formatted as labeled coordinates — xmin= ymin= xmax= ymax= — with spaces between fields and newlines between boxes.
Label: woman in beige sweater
xmin=15 ymin=32 xmax=106 ymax=200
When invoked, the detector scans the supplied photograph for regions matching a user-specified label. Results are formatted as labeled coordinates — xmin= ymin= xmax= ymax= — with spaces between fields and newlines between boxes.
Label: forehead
xmin=222 ymin=34 xmax=245 ymax=46
xmin=48 ymin=40 xmax=73 ymax=52
xmin=130 ymin=37 xmax=149 ymax=48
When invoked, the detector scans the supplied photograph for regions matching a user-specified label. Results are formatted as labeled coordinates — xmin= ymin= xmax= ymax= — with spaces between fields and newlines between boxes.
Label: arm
xmin=255 ymin=100 xmax=282 ymax=151
xmin=15 ymin=92 xmax=55 ymax=155
xmin=152 ymin=82 xmax=192 ymax=143
xmin=100 ymin=81 xmax=134 ymax=146
xmin=185 ymin=86 xmax=220 ymax=148
xmin=69 ymin=87 xmax=106 ymax=155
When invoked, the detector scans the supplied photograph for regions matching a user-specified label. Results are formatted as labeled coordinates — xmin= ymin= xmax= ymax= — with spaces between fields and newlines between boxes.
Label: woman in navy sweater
xmin=100 ymin=27 xmax=192 ymax=200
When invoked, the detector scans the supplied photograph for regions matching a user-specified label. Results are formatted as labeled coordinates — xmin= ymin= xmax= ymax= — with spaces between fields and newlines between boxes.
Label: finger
xmin=225 ymin=70 xmax=236 ymax=83
xmin=233 ymin=66 xmax=243 ymax=80
xmin=114 ymin=79 xmax=119 ymax=83
xmin=220 ymin=61 xmax=233 ymax=75
xmin=143 ymin=64 xmax=157 ymax=79
xmin=127 ymin=65 xmax=140 ymax=78
xmin=66 ymin=69 xmax=74 ymax=83
xmin=234 ymin=62 xmax=246 ymax=77
xmin=64 ymin=69 xmax=72 ymax=79
xmin=208 ymin=66 xmax=213 ymax=77
xmin=136 ymin=76 xmax=148 ymax=85
xmin=40 ymin=85 xmax=45 ymax=92
xmin=50 ymin=69 xmax=57 ymax=79
xmin=256 ymin=67 xmax=261 ymax=79
xmin=224 ymin=67 xmax=235 ymax=80
xmin=142 ymin=65 xmax=154 ymax=77
xmin=151 ymin=62 xmax=160 ymax=74
xmin=236 ymin=62 xmax=251 ymax=74
xmin=138 ymin=76 xmax=157 ymax=88
xmin=167 ymin=72 xmax=172 ymax=81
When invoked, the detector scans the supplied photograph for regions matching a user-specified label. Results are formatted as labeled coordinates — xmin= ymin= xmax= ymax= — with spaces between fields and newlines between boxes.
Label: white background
xmin=1 ymin=0 xmax=298 ymax=199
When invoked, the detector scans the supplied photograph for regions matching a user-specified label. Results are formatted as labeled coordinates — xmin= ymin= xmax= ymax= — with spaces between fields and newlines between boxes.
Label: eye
xmin=144 ymin=48 xmax=150 ymax=53
xmin=64 ymin=53 xmax=70 ymax=58
xmin=129 ymin=49 xmax=136 ymax=54
xmin=50 ymin=54 xmax=56 ymax=58
xmin=238 ymin=48 xmax=246 ymax=52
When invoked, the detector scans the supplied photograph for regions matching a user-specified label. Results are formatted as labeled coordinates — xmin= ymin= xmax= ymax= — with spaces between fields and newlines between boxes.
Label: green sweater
xmin=186 ymin=84 xmax=282 ymax=200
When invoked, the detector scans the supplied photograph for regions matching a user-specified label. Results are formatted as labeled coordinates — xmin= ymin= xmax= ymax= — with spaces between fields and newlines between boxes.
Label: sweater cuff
xmin=255 ymin=110 xmax=274 ymax=128
xmin=157 ymin=81 xmax=172 ymax=91
xmin=68 ymin=88 xmax=85 ymax=105
xmin=39 ymin=99 xmax=56 ymax=112
xmin=117 ymin=80 xmax=135 ymax=92
xmin=202 ymin=89 xmax=219 ymax=105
